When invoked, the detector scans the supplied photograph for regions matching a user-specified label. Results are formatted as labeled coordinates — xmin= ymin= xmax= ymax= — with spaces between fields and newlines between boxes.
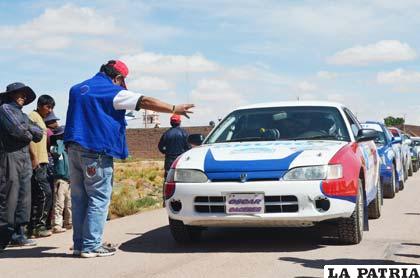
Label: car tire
xmin=368 ymin=179 xmax=381 ymax=219
xmin=408 ymin=161 xmax=413 ymax=176
xmin=404 ymin=164 xmax=408 ymax=181
xmin=169 ymin=217 xmax=202 ymax=244
xmin=383 ymin=164 xmax=396 ymax=199
xmin=399 ymin=178 xmax=405 ymax=191
xmin=413 ymin=161 xmax=418 ymax=173
xmin=337 ymin=179 xmax=364 ymax=245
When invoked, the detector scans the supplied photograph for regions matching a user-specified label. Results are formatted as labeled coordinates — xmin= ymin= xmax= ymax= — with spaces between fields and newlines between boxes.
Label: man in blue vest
xmin=64 ymin=60 xmax=194 ymax=258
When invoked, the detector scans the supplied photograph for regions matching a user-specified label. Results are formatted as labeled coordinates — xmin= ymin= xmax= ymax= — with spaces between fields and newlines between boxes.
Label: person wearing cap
xmin=49 ymin=126 xmax=72 ymax=234
xmin=158 ymin=114 xmax=191 ymax=179
xmin=44 ymin=111 xmax=60 ymax=150
xmin=64 ymin=59 xmax=194 ymax=258
xmin=44 ymin=111 xmax=61 ymax=230
xmin=0 ymin=82 xmax=43 ymax=249
xmin=28 ymin=94 xmax=56 ymax=238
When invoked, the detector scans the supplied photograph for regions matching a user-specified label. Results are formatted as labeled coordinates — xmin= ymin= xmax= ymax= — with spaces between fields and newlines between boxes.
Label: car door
xmin=343 ymin=109 xmax=379 ymax=203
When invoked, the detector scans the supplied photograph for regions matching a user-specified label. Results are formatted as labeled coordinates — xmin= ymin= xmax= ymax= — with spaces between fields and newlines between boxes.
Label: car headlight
xmin=174 ymin=169 xmax=208 ymax=183
xmin=283 ymin=165 xmax=343 ymax=181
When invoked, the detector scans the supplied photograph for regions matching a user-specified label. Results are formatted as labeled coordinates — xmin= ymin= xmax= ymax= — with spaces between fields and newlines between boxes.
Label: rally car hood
xmin=176 ymin=141 xmax=348 ymax=181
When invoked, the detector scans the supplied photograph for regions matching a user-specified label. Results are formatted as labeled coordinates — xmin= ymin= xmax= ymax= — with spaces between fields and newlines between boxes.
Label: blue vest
xmin=64 ymin=73 xmax=128 ymax=159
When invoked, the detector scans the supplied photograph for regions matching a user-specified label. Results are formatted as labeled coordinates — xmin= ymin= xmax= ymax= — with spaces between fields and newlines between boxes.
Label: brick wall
xmin=126 ymin=126 xmax=213 ymax=159
xmin=395 ymin=124 xmax=420 ymax=137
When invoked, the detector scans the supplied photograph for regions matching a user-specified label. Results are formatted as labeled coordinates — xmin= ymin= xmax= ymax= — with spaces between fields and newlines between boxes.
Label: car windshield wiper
xmin=227 ymin=137 xmax=277 ymax=142
xmin=292 ymin=134 xmax=342 ymax=141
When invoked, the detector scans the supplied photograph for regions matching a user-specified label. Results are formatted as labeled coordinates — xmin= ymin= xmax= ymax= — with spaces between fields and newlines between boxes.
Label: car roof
xmin=361 ymin=122 xmax=384 ymax=132
xmin=236 ymin=101 xmax=345 ymax=110
xmin=364 ymin=121 xmax=384 ymax=126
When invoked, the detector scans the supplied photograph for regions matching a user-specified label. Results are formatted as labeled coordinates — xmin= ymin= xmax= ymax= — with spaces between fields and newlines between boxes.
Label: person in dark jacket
xmin=50 ymin=126 xmax=72 ymax=234
xmin=158 ymin=114 xmax=191 ymax=179
xmin=0 ymin=82 xmax=43 ymax=249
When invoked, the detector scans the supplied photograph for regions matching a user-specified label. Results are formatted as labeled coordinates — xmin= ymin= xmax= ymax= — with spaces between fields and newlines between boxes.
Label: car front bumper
xmin=165 ymin=180 xmax=356 ymax=227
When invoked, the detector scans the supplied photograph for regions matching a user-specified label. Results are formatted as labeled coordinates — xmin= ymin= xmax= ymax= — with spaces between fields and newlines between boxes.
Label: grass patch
xmin=109 ymin=160 xmax=164 ymax=218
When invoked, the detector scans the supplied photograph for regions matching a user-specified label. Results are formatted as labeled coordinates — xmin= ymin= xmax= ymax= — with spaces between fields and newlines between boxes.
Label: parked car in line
xmin=388 ymin=127 xmax=411 ymax=183
xmin=409 ymin=136 xmax=420 ymax=172
xmin=165 ymin=101 xmax=381 ymax=245
xmin=361 ymin=122 xmax=403 ymax=198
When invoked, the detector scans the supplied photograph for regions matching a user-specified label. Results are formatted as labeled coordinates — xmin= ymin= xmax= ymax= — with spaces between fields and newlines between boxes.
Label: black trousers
xmin=29 ymin=164 xmax=52 ymax=231
xmin=0 ymin=147 xmax=32 ymax=247
xmin=164 ymin=155 xmax=178 ymax=179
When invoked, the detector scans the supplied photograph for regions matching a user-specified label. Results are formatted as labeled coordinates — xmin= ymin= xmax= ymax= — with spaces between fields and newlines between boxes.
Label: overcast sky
xmin=1 ymin=0 xmax=420 ymax=127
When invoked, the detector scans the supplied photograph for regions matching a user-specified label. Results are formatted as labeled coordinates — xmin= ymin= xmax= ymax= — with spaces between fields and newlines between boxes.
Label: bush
xmin=109 ymin=160 xmax=164 ymax=218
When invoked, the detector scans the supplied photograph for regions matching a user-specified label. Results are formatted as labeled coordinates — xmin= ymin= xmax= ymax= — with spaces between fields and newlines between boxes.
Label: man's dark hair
xmin=100 ymin=60 xmax=120 ymax=79
xmin=37 ymin=94 xmax=55 ymax=108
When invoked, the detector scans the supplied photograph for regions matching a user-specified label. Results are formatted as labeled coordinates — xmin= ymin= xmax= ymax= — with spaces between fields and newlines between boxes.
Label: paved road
xmin=2 ymin=173 xmax=420 ymax=278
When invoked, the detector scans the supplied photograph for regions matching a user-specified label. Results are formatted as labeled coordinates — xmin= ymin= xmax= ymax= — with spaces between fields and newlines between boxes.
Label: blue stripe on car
xmin=204 ymin=149 xmax=302 ymax=181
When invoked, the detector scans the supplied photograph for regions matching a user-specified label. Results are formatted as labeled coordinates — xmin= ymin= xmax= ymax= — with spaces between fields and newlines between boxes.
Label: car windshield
xmin=205 ymin=106 xmax=351 ymax=144
xmin=374 ymin=131 xmax=386 ymax=145
xmin=413 ymin=140 xmax=420 ymax=146
xmin=389 ymin=129 xmax=400 ymax=137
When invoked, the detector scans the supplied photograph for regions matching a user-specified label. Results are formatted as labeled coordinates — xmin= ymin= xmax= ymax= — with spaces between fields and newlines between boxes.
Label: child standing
xmin=50 ymin=126 xmax=72 ymax=233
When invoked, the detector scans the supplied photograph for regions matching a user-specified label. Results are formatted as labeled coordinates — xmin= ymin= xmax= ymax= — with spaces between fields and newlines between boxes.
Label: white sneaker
xmin=80 ymin=246 xmax=115 ymax=258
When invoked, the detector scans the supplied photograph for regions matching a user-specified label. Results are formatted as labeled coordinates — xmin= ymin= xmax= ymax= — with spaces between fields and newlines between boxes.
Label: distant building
xmin=142 ymin=110 xmax=160 ymax=128
xmin=398 ymin=124 xmax=420 ymax=137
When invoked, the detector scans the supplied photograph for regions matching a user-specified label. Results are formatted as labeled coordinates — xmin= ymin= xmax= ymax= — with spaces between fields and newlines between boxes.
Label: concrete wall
xmin=126 ymin=126 xmax=213 ymax=159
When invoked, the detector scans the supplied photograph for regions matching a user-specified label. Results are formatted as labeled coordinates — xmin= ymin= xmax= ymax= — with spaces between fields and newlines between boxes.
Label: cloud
xmin=317 ymin=71 xmax=338 ymax=79
xmin=327 ymin=40 xmax=417 ymax=66
xmin=190 ymin=79 xmax=245 ymax=123
xmin=128 ymin=76 xmax=174 ymax=91
xmin=191 ymin=79 xmax=242 ymax=102
xmin=0 ymin=4 xmax=117 ymax=52
xmin=121 ymin=52 xmax=220 ymax=74
xmin=377 ymin=68 xmax=420 ymax=84
xmin=297 ymin=81 xmax=317 ymax=92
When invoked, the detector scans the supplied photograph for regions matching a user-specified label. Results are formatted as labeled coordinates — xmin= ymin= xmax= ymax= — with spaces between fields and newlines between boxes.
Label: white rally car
xmin=164 ymin=101 xmax=380 ymax=245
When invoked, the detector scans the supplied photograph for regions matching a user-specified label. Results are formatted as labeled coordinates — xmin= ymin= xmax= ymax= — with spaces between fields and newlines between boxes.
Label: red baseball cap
xmin=170 ymin=114 xmax=181 ymax=123
xmin=111 ymin=60 xmax=129 ymax=89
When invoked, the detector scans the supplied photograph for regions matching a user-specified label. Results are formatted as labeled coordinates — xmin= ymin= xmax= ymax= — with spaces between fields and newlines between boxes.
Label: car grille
xmin=194 ymin=195 xmax=299 ymax=214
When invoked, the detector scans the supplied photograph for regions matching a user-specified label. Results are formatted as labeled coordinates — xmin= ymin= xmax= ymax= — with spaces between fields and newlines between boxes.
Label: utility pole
xmin=403 ymin=113 xmax=406 ymax=132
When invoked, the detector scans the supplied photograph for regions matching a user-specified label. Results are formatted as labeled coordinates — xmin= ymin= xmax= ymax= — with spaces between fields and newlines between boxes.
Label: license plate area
xmin=225 ymin=193 xmax=265 ymax=214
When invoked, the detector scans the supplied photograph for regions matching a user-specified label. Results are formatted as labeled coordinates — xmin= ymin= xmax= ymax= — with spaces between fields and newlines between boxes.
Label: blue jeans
xmin=67 ymin=143 xmax=113 ymax=252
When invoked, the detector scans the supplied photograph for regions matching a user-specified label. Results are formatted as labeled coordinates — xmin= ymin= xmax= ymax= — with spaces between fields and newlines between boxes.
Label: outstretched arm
xmin=136 ymin=96 xmax=194 ymax=118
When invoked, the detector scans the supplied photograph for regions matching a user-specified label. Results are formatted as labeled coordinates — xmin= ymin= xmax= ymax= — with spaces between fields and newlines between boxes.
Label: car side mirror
xmin=391 ymin=137 xmax=402 ymax=144
xmin=356 ymin=129 xmax=378 ymax=143
xmin=188 ymin=134 xmax=205 ymax=146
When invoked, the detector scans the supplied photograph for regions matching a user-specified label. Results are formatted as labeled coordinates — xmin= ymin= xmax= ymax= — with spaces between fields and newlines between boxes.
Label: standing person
xmin=64 ymin=59 xmax=194 ymax=258
xmin=28 ymin=95 xmax=55 ymax=238
xmin=158 ymin=114 xmax=191 ymax=179
xmin=50 ymin=126 xmax=72 ymax=233
xmin=44 ymin=111 xmax=60 ymax=229
xmin=0 ymin=82 xmax=43 ymax=249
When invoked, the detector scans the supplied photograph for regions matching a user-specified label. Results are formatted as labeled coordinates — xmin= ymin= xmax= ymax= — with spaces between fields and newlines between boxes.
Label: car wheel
xmin=337 ymin=179 xmax=364 ymax=244
xmin=383 ymin=164 xmax=396 ymax=199
xmin=169 ymin=217 xmax=203 ymax=244
xmin=404 ymin=164 xmax=408 ymax=181
xmin=399 ymin=177 xmax=405 ymax=191
xmin=414 ymin=161 xmax=418 ymax=173
xmin=408 ymin=161 xmax=413 ymax=176
xmin=368 ymin=178 xmax=381 ymax=219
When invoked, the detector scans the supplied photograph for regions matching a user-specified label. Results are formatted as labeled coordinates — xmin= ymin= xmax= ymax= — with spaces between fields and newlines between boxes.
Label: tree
xmin=384 ymin=116 xmax=405 ymax=127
